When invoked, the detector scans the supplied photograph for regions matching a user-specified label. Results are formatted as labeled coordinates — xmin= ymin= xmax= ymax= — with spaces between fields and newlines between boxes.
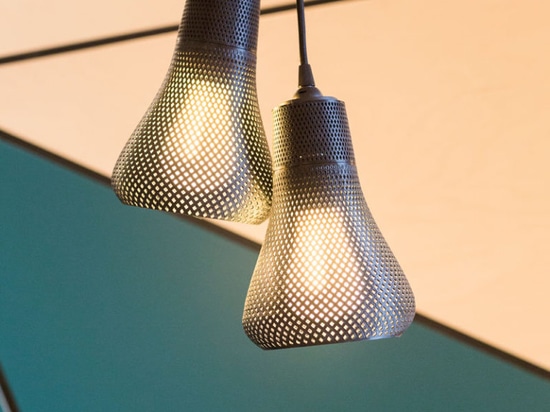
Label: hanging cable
xmin=297 ymin=0 xmax=308 ymax=65
xmin=297 ymin=0 xmax=315 ymax=87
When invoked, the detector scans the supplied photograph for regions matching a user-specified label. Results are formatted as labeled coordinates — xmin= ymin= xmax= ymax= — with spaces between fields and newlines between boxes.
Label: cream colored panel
xmin=275 ymin=0 xmax=550 ymax=369
xmin=0 ymin=36 xmax=175 ymax=172
xmin=0 ymin=0 xmax=549 ymax=370
xmin=0 ymin=0 xmax=292 ymax=56
xmin=0 ymin=0 xmax=181 ymax=55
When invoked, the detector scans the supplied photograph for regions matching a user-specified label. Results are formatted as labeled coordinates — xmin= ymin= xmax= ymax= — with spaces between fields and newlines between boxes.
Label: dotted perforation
xmin=180 ymin=0 xmax=260 ymax=51
xmin=243 ymin=99 xmax=415 ymax=348
xmin=112 ymin=43 xmax=272 ymax=224
xmin=273 ymin=99 xmax=356 ymax=169
xmin=243 ymin=163 xmax=415 ymax=348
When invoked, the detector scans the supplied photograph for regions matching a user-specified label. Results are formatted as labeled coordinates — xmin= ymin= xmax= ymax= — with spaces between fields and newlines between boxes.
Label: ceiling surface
xmin=1 ymin=0 xmax=549 ymax=371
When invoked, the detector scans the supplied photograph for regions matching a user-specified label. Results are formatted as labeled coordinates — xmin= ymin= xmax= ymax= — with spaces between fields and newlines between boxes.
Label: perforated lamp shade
xmin=242 ymin=89 xmax=416 ymax=349
xmin=112 ymin=0 xmax=272 ymax=224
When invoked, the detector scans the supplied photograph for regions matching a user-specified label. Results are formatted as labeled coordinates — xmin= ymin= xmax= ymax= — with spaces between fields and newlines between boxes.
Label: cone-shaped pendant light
xmin=112 ymin=0 xmax=272 ymax=224
xmin=242 ymin=1 xmax=415 ymax=349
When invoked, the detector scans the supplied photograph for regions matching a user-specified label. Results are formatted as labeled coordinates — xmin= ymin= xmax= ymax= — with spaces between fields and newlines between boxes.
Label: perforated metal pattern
xmin=179 ymin=0 xmax=260 ymax=51
xmin=272 ymin=97 xmax=356 ymax=169
xmin=242 ymin=96 xmax=415 ymax=349
xmin=112 ymin=0 xmax=272 ymax=224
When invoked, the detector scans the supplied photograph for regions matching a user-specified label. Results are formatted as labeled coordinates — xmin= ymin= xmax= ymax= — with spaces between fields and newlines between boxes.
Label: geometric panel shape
xmin=1 ymin=138 xmax=550 ymax=411
xmin=0 ymin=0 xmax=549 ymax=370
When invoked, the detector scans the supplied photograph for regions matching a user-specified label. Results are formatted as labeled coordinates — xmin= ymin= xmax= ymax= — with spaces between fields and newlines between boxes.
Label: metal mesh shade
xmin=242 ymin=94 xmax=415 ymax=349
xmin=111 ymin=0 xmax=272 ymax=224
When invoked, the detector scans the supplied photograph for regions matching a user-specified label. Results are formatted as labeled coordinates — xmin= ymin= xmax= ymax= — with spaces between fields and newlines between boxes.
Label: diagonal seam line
xmin=0 ymin=0 xmax=356 ymax=65
xmin=415 ymin=314 xmax=550 ymax=381
xmin=0 ymin=127 xmax=549 ymax=382
xmin=0 ymin=26 xmax=179 ymax=65
xmin=0 ymin=128 xmax=262 ymax=253
xmin=0 ymin=363 xmax=19 ymax=412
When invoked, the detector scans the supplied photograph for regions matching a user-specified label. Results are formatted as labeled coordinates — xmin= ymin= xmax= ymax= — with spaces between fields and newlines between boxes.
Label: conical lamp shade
xmin=112 ymin=0 xmax=272 ymax=224
xmin=243 ymin=89 xmax=415 ymax=349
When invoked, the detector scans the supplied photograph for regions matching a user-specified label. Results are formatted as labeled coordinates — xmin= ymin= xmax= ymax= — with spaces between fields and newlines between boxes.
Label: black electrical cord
xmin=297 ymin=0 xmax=308 ymax=65
xmin=297 ymin=0 xmax=316 ymax=88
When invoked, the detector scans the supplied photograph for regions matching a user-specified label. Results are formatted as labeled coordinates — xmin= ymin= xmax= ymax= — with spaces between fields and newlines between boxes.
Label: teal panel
xmin=1 ymin=139 xmax=549 ymax=411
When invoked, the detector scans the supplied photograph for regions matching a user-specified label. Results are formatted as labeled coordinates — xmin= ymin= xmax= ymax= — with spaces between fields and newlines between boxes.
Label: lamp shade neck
xmin=273 ymin=95 xmax=356 ymax=171
xmin=178 ymin=0 xmax=260 ymax=52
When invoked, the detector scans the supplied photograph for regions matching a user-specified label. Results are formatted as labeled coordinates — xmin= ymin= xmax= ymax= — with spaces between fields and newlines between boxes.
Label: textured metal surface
xmin=243 ymin=94 xmax=415 ymax=349
xmin=112 ymin=0 xmax=272 ymax=224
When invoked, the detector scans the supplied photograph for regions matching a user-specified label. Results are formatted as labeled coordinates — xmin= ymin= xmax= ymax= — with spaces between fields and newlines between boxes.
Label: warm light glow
xmin=159 ymin=79 xmax=235 ymax=194
xmin=285 ymin=206 xmax=362 ymax=322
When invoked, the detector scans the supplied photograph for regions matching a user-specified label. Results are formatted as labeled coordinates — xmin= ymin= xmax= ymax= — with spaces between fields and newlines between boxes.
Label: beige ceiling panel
xmin=0 ymin=0 xmax=293 ymax=56
xmin=0 ymin=0 xmax=549 ymax=370
xmin=0 ymin=0 xmax=181 ymax=56
xmin=278 ymin=0 xmax=550 ymax=369
xmin=0 ymin=36 xmax=175 ymax=173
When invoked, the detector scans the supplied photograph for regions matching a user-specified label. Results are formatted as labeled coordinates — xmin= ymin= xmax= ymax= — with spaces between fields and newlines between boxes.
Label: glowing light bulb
xmin=111 ymin=0 xmax=272 ymax=224
xmin=242 ymin=92 xmax=415 ymax=349
xmin=285 ymin=207 xmax=363 ymax=323
xmin=159 ymin=79 xmax=235 ymax=194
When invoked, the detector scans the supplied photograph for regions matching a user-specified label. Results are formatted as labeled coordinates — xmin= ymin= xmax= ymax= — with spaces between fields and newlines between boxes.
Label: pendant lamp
xmin=242 ymin=0 xmax=415 ymax=349
xmin=112 ymin=0 xmax=273 ymax=224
